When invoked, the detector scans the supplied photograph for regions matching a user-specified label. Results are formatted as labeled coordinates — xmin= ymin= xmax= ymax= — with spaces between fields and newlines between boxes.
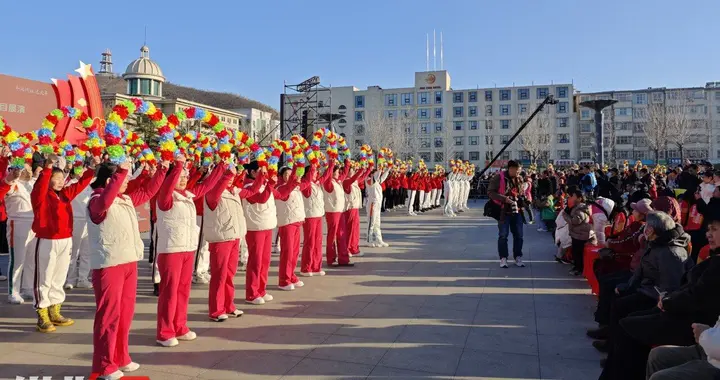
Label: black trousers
xmin=413 ymin=190 xmax=421 ymax=212
xmin=594 ymin=270 xmax=633 ymax=325
xmin=688 ymin=229 xmax=708 ymax=263
xmin=0 ymin=219 xmax=7 ymax=254
xmin=571 ymin=238 xmax=587 ymax=271
xmin=609 ymin=292 xmax=657 ymax=334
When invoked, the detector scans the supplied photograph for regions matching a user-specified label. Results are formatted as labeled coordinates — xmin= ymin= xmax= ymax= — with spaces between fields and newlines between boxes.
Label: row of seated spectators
xmin=553 ymin=185 xmax=720 ymax=380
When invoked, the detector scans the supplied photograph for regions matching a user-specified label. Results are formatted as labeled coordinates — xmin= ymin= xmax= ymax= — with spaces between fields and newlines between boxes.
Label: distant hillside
xmin=96 ymin=76 xmax=278 ymax=118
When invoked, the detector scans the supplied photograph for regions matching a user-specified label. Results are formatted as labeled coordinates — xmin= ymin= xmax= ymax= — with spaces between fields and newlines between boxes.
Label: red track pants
xmin=156 ymin=251 xmax=193 ymax=341
xmin=301 ymin=217 xmax=323 ymax=273
xmin=208 ymin=239 xmax=240 ymax=318
xmin=91 ymin=261 xmax=137 ymax=376
xmin=245 ymin=230 xmax=272 ymax=301
xmin=278 ymin=223 xmax=302 ymax=287
xmin=325 ymin=212 xmax=344 ymax=265
xmin=342 ymin=208 xmax=360 ymax=255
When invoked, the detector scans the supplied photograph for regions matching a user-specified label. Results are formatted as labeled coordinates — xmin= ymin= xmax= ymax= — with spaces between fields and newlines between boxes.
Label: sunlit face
xmin=311 ymin=170 xmax=318 ymax=181
xmin=176 ymin=170 xmax=189 ymax=191
xmin=707 ymin=221 xmax=720 ymax=249
xmin=119 ymin=176 xmax=130 ymax=194
xmin=50 ymin=172 xmax=65 ymax=191
xmin=281 ymin=170 xmax=291 ymax=182
xmin=332 ymin=168 xmax=340 ymax=180
xmin=348 ymin=168 xmax=356 ymax=177
xmin=508 ymin=167 xmax=518 ymax=177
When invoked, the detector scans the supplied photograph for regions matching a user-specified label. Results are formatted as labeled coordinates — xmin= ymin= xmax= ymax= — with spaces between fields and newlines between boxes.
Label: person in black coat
xmin=677 ymin=165 xmax=701 ymax=191
xmin=599 ymin=204 xmax=720 ymax=380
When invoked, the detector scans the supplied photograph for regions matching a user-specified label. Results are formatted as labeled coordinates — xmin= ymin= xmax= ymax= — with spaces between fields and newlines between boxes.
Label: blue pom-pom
xmin=109 ymin=155 xmax=127 ymax=165
xmin=195 ymin=108 xmax=206 ymax=119
xmin=138 ymin=102 xmax=149 ymax=114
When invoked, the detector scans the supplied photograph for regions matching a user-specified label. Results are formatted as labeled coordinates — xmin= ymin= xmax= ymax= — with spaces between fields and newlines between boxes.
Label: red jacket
xmin=31 ymin=167 xmax=94 ymax=239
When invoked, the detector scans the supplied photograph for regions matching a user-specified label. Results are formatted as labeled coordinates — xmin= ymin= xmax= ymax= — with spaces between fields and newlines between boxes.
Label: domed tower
xmin=122 ymin=45 xmax=165 ymax=98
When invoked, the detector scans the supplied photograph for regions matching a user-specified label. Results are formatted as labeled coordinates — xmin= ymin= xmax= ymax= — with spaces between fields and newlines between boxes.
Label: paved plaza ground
xmin=0 ymin=203 xmax=603 ymax=379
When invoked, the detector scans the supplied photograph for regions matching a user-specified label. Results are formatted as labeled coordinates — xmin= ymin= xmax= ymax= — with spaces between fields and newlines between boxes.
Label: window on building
xmin=501 ymin=120 xmax=510 ymax=129
xmin=500 ymin=90 xmax=511 ymax=101
xmin=616 ymin=93 xmax=632 ymax=102
xmin=518 ymin=103 xmax=528 ymax=115
xmin=501 ymin=151 xmax=511 ymax=160
xmin=690 ymin=105 xmax=707 ymax=114
xmin=634 ymin=122 xmax=646 ymax=133
xmin=140 ymin=79 xmax=151 ymax=95
xmin=537 ymin=87 xmax=549 ymax=98
xmin=485 ymin=120 xmax=493 ymax=130
xmin=716 ymin=106 xmax=720 ymax=114
xmin=420 ymin=138 xmax=430 ymax=148
xmin=434 ymin=152 xmax=444 ymax=162
xmin=434 ymin=122 xmax=443 ymax=132
xmin=557 ymin=134 xmax=570 ymax=144
xmin=454 ymin=121 xmax=463 ymax=130
xmin=355 ymin=95 xmax=365 ymax=108
xmin=420 ymin=123 xmax=430 ymax=134
xmin=454 ymin=137 xmax=463 ymax=146
xmin=452 ymin=107 xmax=463 ymax=117
xmin=434 ymin=137 xmax=443 ymax=148
xmin=557 ymin=117 xmax=569 ymax=128
xmin=557 ymin=150 xmax=570 ymax=159
xmin=615 ymin=136 xmax=632 ymax=145
xmin=634 ymin=136 xmax=648 ymax=147
xmin=485 ymin=151 xmax=495 ymax=160
xmin=500 ymin=104 xmax=510 ymax=116
xmin=485 ymin=135 xmax=494 ymax=144
xmin=556 ymin=86 xmax=568 ymax=98
xmin=355 ymin=111 xmax=364 ymax=121
xmin=402 ymin=93 xmax=413 ymax=105
xmin=385 ymin=110 xmax=396 ymax=119
xmin=518 ymin=88 xmax=529 ymax=100
xmin=501 ymin=135 xmax=510 ymax=144
xmin=633 ymin=108 xmax=647 ymax=118
xmin=652 ymin=92 xmax=664 ymax=103
xmin=469 ymin=151 xmax=480 ymax=161
xmin=435 ymin=91 xmax=443 ymax=104
xmin=418 ymin=108 xmax=430 ymax=119
xmin=581 ymin=151 xmax=592 ymax=160
xmin=385 ymin=94 xmax=397 ymax=106
xmin=634 ymin=93 xmax=648 ymax=105
xmin=485 ymin=105 xmax=493 ymax=116
xmin=485 ymin=90 xmax=493 ymax=101
xmin=402 ymin=109 xmax=411 ymax=118
xmin=435 ymin=108 xmax=443 ymax=119
xmin=616 ymin=122 xmax=631 ymax=130
xmin=419 ymin=152 xmax=431 ymax=161
xmin=581 ymin=110 xmax=591 ymax=119
xmin=355 ymin=125 xmax=365 ymax=135
xmin=470 ymin=136 xmax=479 ymax=145
xmin=468 ymin=91 xmax=477 ymax=102
xmin=453 ymin=92 xmax=464 ymax=103
xmin=354 ymin=139 xmax=364 ymax=148
xmin=469 ymin=120 xmax=478 ymax=130
xmin=557 ymin=102 xmax=568 ymax=114
xmin=418 ymin=92 xmax=429 ymax=105
xmin=615 ymin=107 xmax=632 ymax=116
xmin=468 ymin=106 xmax=477 ymax=117
xmin=580 ymin=137 xmax=592 ymax=146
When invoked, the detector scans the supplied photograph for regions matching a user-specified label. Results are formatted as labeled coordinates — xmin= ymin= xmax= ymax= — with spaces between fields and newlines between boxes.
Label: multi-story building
xmin=283 ymin=70 xmax=576 ymax=168
xmin=232 ymin=108 xmax=280 ymax=144
xmin=576 ymin=82 xmax=720 ymax=166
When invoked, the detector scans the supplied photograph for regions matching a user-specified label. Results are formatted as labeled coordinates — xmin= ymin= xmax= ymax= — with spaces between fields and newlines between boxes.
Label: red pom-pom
xmin=161 ymin=151 xmax=174 ymax=161
xmin=158 ymin=126 xmax=171 ymax=135
xmin=167 ymin=114 xmax=179 ymax=126
xmin=131 ymin=98 xmax=143 ymax=108
xmin=208 ymin=114 xmax=219 ymax=126
xmin=272 ymin=149 xmax=282 ymax=158
xmin=184 ymin=107 xmax=196 ymax=119
xmin=250 ymin=143 xmax=260 ymax=151
xmin=149 ymin=110 xmax=163 ymax=121
xmin=311 ymin=145 xmax=320 ymax=151
xmin=258 ymin=161 xmax=268 ymax=168
xmin=46 ymin=115 xmax=58 ymax=125
xmin=113 ymin=105 xmax=129 ymax=120
xmin=78 ymin=113 xmax=89 ymax=122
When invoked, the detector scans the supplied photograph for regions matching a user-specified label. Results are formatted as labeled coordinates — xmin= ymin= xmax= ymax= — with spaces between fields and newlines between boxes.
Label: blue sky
xmin=4 ymin=0 xmax=718 ymax=109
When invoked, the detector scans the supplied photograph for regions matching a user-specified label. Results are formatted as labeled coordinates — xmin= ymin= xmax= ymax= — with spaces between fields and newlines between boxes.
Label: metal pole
xmin=476 ymin=95 xmax=555 ymax=181
xmin=594 ymin=109 xmax=604 ymax=167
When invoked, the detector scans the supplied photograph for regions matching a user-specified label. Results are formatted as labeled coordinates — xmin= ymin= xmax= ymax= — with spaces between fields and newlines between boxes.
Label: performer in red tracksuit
xmin=339 ymin=165 xmax=369 ymax=258
xmin=323 ymin=160 xmax=351 ymax=266
xmin=276 ymin=166 xmax=306 ymax=290
xmin=88 ymin=160 xmax=167 ymax=379
xmin=155 ymin=157 xmax=225 ymax=347
xmin=203 ymin=164 xmax=262 ymax=320
xmin=31 ymin=155 xmax=95 ymax=333
xmin=243 ymin=161 xmax=291 ymax=304
xmin=300 ymin=164 xmax=331 ymax=276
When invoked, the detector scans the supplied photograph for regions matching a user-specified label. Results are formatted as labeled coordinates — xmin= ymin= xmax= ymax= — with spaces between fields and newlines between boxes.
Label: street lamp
xmin=579 ymin=99 xmax=618 ymax=167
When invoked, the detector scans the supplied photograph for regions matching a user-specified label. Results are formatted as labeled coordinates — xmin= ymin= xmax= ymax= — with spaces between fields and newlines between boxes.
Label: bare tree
xmin=644 ymin=100 xmax=671 ymax=163
xmin=665 ymin=90 xmax=693 ymax=161
xmin=363 ymin=110 xmax=411 ymax=156
xmin=517 ymin=108 xmax=551 ymax=166
xmin=436 ymin=117 xmax=459 ymax=166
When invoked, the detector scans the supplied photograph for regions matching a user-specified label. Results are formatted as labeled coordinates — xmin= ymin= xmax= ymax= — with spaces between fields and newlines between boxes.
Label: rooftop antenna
xmin=440 ymin=31 xmax=444 ymax=70
xmin=433 ymin=29 xmax=437 ymax=70
xmin=426 ymin=34 xmax=429 ymax=71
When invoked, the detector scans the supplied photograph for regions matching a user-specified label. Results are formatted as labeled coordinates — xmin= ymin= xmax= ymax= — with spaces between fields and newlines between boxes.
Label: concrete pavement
xmin=0 ymin=204 xmax=602 ymax=379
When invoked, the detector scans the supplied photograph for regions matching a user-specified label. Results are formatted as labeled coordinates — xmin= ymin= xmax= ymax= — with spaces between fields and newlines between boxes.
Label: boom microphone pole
xmin=475 ymin=95 xmax=558 ymax=189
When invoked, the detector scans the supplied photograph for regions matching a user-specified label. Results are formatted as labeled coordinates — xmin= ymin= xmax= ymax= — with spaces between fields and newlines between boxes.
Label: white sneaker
xmin=177 ymin=331 xmax=197 ymax=341
xmin=279 ymin=284 xmax=295 ymax=291
xmin=228 ymin=309 xmax=244 ymax=317
xmin=156 ymin=338 xmax=179 ymax=347
xmin=0 ymin=274 xmax=6 ymax=281
xmin=76 ymin=280 xmax=93 ymax=289
xmin=119 ymin=362 xmax=140 ymax=372
xmin=293 ymin=281 xmax=304 ymax=288
xmin=98 ymin=369 xmax=124 ymax=380
xmin=8 ymin=294 xmax=24 ymax=304
xmin=500 ymin=258 xmax=509 ymax=268
xmin=515 ymin=258 xmax=526 ymax=267
xmin=351 ymin=252 xmax=365 ymax=257
xmin=210 ymin=314 xmax=228 ymax=322
xmin=537 ymin=227 xmax=547 ymax=232
xmin=63 ymin=283 xmax=74 ymax=290
xmin=192 ymin=274 xmax=209 ymax=284
xmin=313 ymin=271 xmax=326 ymax=276
xmin=246 ymin=297 xmax=265 ymax=305
xmin=263 ymin=293 xmax=274 ymax=302
xmin=299 ymin=272 xmax=314 ymax=277
xmin=202 ymin=272 xmax=211 ymax=281
xmin=379 ymin=242 xmax=389 ymax=247
xmin=369 ymin=243 xmax=379 ymax=248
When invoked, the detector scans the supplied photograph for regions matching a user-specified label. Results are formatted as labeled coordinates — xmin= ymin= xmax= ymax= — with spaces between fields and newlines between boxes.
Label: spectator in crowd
xmin=677 ymin=164 xmax=700 ymax=191
xmin=488 ymin=160 xmax=525 ymax=269
xmin=563 ymin=186 xmax=592 ymax=276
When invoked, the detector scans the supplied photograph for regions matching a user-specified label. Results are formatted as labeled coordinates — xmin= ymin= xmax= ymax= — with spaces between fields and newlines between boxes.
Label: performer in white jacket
xmin=443 ymin=172 xmax=455 ymax=217
xmin=65 ymin=171 xmax=94 ymax=290
xmin=366 ymin=168 xmax=390 ymax=247
xmin=1 ymin=164 xmax=37 ymax=304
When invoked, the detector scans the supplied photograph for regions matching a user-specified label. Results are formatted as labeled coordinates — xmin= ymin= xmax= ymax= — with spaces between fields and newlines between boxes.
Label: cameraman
xmin=488 ymin=160 xmax=525 ymax=268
